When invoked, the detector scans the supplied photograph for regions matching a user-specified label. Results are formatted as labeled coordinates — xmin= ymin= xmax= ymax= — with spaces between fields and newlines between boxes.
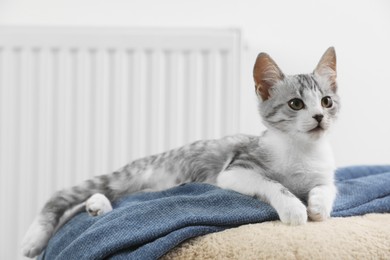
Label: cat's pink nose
xmin=313 ymin=114 xmax=324 ymax=123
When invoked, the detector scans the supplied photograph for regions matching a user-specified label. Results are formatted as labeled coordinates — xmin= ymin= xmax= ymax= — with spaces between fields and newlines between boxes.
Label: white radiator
xmin=0 ymin=27 xmax=241 ymax=259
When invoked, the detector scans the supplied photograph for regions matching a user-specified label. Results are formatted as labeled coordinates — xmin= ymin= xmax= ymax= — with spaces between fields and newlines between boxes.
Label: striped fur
xmin=22 ymin=47 xmax=340 ymax=258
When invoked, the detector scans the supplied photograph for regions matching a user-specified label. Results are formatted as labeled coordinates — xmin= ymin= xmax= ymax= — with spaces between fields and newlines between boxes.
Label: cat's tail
xmin=21 ymin=162 xmax=146 ymax=258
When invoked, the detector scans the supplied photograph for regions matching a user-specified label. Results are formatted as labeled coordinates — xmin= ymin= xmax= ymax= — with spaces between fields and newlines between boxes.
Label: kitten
xmin=22 ymin=47 xmax=339 ymax=258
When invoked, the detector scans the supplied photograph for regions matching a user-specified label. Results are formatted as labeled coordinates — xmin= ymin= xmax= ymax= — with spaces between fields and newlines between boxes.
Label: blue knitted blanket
xmin=40 ymin=165 xmax=390 ymax=260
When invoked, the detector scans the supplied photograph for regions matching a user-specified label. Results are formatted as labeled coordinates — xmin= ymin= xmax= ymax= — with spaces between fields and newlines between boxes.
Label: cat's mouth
xmin=308 ymin=125 xmax=324 ymax=133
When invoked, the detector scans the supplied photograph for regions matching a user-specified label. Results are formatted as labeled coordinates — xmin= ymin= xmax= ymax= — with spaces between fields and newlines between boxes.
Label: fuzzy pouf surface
xmin=163 ymin=214 xmax=390 ymax=260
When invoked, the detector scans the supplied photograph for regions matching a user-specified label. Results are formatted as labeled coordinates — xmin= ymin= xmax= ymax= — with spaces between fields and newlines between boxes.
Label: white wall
xmin=1 ymin=0 xmax=389 ymax=167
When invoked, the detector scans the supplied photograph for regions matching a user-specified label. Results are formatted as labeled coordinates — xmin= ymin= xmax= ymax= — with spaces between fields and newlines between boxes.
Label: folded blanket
xmin=40 ymin=166 xmax=390 ymax=260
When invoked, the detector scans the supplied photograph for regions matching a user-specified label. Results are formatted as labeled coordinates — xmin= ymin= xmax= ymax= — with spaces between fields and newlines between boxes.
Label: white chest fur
xmin=262 ymin=131 xmax=335 ymax=197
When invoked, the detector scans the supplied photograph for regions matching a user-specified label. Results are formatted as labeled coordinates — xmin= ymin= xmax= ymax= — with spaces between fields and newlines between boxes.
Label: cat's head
xmin=253 ymin=47 xmax=340 ymax=141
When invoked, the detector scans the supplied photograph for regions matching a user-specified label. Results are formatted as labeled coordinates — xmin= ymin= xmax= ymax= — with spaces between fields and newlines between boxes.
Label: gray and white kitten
xmin=22 ymin=47 xmax=339 ymax=258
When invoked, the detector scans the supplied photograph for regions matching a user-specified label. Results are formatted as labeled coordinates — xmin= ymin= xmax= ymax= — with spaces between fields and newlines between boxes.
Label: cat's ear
xmin=253 ymin=53 xmax=284 ymax=100
xmin=314 ymin=47 xmax=337 ymax=91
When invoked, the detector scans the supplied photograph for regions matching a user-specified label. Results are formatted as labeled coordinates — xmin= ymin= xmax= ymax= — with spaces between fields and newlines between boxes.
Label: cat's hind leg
xmin=86 ymin=193 xmax=113 ymax=216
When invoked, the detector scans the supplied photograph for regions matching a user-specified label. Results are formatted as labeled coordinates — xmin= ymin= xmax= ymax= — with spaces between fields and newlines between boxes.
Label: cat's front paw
xmin=307 ymin=186 xmax=334 ymax=221
xmin=277 ymin=198 xmax=308 ymax=225
xmin=86 ymin=193 xmax=113 ymax=216
xmin=22 ymin=218 xmax=52 ymax=257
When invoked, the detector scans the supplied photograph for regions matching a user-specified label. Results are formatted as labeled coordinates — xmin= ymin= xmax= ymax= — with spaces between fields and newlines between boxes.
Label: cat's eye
xmin=288 ymin=98 xmax=305 ymax=110
xmin=321 ymin=96 xmax=333 ymax=108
